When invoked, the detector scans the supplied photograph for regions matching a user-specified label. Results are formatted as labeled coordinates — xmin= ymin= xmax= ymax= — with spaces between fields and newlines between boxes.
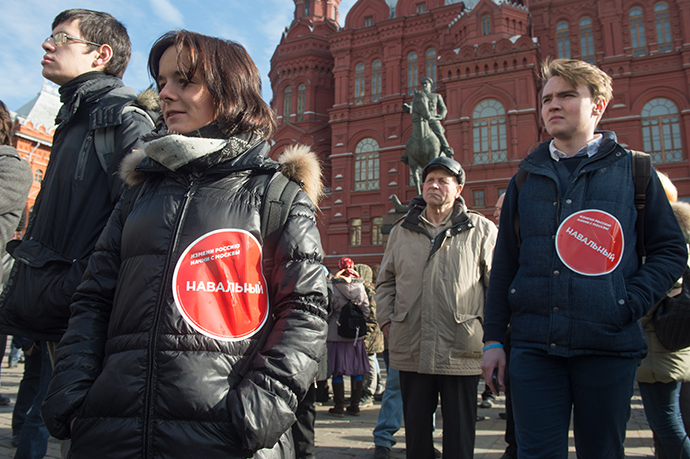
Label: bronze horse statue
xmin=402 ymin=90 xmax=442 ymax=195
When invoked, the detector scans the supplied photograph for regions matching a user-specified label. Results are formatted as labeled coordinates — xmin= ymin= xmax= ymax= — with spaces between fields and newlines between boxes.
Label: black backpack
xmin=334 ymin=284 xmax=368 ymax=342
xmin=654 ymin=266 xmax=690 ymax=351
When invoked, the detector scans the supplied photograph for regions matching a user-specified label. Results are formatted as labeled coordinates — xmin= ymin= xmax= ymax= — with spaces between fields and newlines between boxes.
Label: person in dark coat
xmin=0 ymin=11 xmax=155 ymax=458
xmin=41 ymin=30 xmax=328 ymax=459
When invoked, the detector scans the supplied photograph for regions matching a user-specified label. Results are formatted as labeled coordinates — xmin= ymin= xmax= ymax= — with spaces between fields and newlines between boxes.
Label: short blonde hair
xmin=541 ymin=58 xmax=613 ymax=104
xmin=657 ymin=171 xmax=678 ymax=202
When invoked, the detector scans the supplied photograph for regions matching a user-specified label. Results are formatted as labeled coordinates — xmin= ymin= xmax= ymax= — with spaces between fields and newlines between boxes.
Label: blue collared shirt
xmin=549 ymin=135 xmax=603 ymax=161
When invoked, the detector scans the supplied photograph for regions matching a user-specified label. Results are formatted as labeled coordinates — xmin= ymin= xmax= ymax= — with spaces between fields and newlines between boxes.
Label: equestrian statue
xmin=401 ymin=77 xmax=454 ymax=195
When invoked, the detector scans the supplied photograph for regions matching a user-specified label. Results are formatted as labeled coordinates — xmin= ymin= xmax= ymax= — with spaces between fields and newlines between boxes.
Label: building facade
xmin=273 ymin=0 xmax=690 ymax=269
xmin=10 ymin=81 xmax=60 ymax=220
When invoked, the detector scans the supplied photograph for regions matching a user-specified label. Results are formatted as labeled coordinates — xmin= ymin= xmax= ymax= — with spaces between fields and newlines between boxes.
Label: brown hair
xmin=541 ymin=58 xmax=613 ymax=105
xmin=0 ymin=101 xmax=13 ymax=146
xmin=148 ymin=30 xmax=276 ymax=138
xmin=52 ymin=9 xmax=131 ymax=78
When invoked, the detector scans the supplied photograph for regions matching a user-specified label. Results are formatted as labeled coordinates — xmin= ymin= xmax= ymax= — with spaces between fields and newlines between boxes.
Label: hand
xmin=480 ymin=343 xmax=506 ymax=395
xmin=381 ymin=323 xmax=390 ymax=340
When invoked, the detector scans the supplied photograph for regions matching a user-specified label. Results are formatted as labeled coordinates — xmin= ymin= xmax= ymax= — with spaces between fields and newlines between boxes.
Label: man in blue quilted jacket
xmin=482 ymin=58 xmax=687 ymax=459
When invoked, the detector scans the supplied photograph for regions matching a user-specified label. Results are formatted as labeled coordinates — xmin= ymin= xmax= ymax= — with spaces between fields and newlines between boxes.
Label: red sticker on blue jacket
xmin=555 ymin=210 xmax=624 ymax=276
xmin=172 ymin=229 xmax=269 ymax=341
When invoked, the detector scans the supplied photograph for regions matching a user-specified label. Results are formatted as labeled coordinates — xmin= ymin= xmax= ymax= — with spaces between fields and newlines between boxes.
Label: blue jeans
xmin=510 ymin=347 xmax=638 ymax=459
xmin=373 ymin=366 xmax=403 ymax=448
xmin=639 ymin=381 xmax=690 ymax=459
xmin=14 ymin=342 xmax=51 ymax=459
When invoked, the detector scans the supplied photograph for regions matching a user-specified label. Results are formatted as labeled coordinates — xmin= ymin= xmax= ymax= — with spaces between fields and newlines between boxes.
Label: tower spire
xmin=294 ymin=0 xmax=341 ymax=24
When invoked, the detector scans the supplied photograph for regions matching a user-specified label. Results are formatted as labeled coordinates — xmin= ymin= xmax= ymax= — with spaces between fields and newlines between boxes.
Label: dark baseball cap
xmin=421 ymin=156 xmax=465 ymax=185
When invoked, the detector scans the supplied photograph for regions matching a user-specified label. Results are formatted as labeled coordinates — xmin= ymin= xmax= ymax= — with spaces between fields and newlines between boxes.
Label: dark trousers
xmin=510 ymin=347 xmax=639 ymax=459
xmin=14 ymin=342 xmax=51 ymax=459
xmin=399 ymin=371 xmax=479 ymax=459
xmin=503 ymin=333 xmax=517 ymax=457
xmin=11 ymin=342 xmax=41 ymax=440
xmin=291 ymin=383 xmax=316 ymax=459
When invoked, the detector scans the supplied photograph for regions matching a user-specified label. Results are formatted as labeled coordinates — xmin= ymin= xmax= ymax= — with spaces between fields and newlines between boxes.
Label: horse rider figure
xmin=403 ymin=77 xmax=454 ymax=158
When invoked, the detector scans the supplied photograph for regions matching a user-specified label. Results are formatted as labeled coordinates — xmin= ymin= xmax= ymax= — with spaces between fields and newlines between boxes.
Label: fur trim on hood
xmin=119 ymin=142 xmax=323 ymax=208
xmin=278 ymin=144 xmax=323 ymax=209
xmin=136 ymin=86 xmax=160 ymax=113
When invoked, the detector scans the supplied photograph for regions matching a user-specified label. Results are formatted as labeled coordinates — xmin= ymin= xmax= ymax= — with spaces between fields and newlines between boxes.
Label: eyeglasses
xmin=45 ymin=32 xmax=102 ymax=48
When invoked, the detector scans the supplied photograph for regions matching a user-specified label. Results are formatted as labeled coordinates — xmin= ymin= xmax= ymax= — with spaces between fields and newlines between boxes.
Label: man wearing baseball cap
xmin=375 ymin=156 xmax=498 ymax=459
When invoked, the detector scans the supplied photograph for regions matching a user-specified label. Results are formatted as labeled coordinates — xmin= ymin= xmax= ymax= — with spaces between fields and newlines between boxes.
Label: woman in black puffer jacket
xmin=41 ymin=30 xmax=328 ymax=459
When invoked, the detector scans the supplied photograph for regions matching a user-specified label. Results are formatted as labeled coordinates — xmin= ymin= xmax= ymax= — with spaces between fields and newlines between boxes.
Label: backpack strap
xmin=260 ymin=171 xmax=303 ymax=286
xmin=630 ymin=150 xmax=652 ymax=260
xmin=93 ymin=105 xmax=155 ymax=174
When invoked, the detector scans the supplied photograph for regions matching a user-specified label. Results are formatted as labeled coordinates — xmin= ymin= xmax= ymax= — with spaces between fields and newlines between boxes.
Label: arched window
xmin=473 ymin=99 xmax=507 ymax=164
xmin=296 ymin=84 xmax=306 ymax=121
xmin=655 ymin=2 xmax=672 ymax=53
xmin=283 ymin=87 xmax=292 ymax=124
xmin=642 ymin=98 xmax=683 ymax=163
xmin=579 ymin=17 xmax=595 ymax=63
xmin=630 ymin=7 xmax=647 ymax=57
xmin=350 ymin=218 xmax=362 ymax=246
xmin=372 ymin=217 xmax=383 ymax=245
xmin=304 ymin=0 xmax=310 ymax=16
xmin=557 ymin=21 xmax=571 ymax=59
xmin=355 ymin=63 xmax=365 ymax=105
xmin=34 ymin=169 xmax=43 ymax=183
xmin=481 ymin=15 xmax=491 ymax=35
xmin=372 ymin=60 xmax=382 ymax=101
xmin=407 ymin=52 xmax=418 ymax=94
xmin=425 ymin=48 xmax=436 ymax=83
xmin=354 ymin=138 xmax=380 ymax=191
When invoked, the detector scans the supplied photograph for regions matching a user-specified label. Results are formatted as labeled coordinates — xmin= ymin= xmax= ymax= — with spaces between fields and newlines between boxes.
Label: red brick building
xmin=272 ymin=0 xmax=690 ymax=269
xmin=10 ymin=81 xmax=60 ymax=221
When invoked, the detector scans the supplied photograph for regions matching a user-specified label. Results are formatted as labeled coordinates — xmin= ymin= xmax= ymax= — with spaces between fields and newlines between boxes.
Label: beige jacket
xmin=375 ymin=197 xmax=497 ymax=375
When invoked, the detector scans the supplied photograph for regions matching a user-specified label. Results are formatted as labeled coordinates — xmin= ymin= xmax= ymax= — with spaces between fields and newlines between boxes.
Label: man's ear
xmin=92 ymin=44 xmax=113 ymax=72
xmin=593 ymin=97 xmax=607 ymax=116
xmin=456 ymin=184 xmax=464 ymax=199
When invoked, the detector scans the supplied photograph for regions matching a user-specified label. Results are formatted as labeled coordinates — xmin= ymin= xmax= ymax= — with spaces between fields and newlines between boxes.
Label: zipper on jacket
xmin=73 ymin=131 xmax=93 ymax=181
xmin=142 ymin=178 xmax=196 ymax=457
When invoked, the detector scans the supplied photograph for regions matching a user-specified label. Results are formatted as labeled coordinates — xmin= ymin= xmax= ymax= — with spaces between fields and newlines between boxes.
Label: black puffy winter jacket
xmin=0 ymin=73 xmax=155 ymax=341
xmin=41 ymin=133 xmax=328 ymax=458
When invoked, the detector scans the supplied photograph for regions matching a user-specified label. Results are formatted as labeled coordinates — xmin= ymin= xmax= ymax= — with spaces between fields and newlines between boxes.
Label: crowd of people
xmin=0 ymin=7 xmax=688 ymax=459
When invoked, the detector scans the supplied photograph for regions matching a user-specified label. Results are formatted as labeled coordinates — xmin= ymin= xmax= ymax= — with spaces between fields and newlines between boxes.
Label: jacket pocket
xmin=451 ymin=314 xmax=484 ymax=358
xmin=8 ymin=240 xmax=80 ymax=326
xmin=73 ymin=131 xmax=94 ymax=181
xmin=388 ymin=311 xmax=409 ymax=354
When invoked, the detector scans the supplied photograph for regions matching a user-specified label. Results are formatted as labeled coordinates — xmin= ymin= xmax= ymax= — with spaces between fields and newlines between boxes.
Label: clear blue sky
xmin=0 ymin=0 xmax=357 ymax=111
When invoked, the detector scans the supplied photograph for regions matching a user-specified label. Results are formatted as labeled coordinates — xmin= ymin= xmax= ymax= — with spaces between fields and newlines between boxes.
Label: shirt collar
xmin=549 ymin=135 xmax=603 ymax=161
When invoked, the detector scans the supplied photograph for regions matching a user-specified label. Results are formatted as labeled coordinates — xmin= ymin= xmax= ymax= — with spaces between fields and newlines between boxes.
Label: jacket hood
xmin=120 ymin=142 xmax=323 ymax=208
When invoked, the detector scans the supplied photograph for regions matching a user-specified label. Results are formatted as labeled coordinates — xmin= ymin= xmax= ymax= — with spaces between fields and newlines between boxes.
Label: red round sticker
xmin=172 ymin=229 xmax=269 ymax=341
xmin=555 ymin=209 xmax=624 ymax=276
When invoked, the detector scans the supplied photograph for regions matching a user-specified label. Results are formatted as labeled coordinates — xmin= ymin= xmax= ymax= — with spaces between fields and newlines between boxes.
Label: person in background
xmin=0 ymin=99 xmax=33 ymax=408
xmin=355 ymin=263 xmax=384 ymax=408
xmin=327 ymin=257 xmax=370 ymax=418
xmin=377 ymin=156 xmax=497 ymax=459
xmin=636 ymin=174 xmax=690 ymax=459
xmin=40 ymin=30 xmax=327 ymax=458
xmin=482 ymin=58 xmax=687 ymax=458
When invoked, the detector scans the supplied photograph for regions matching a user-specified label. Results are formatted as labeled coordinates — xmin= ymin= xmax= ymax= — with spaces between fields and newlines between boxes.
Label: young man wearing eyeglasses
xmin=0 ymin=9 xmax=155 ymax=459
